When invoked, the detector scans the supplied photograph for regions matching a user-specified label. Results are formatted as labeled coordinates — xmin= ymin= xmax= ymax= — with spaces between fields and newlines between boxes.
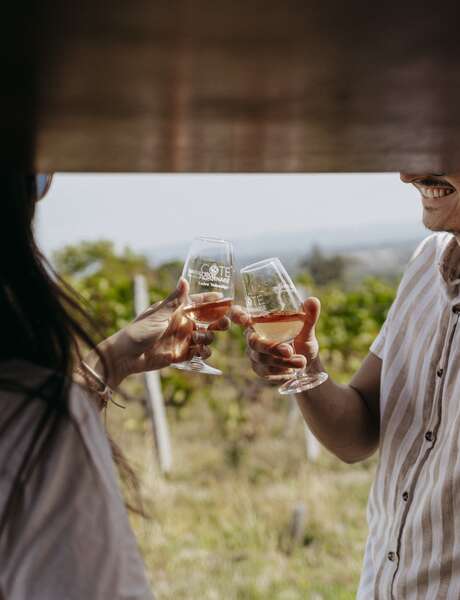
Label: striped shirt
xmin=357 ymin=232 xmax=460 ymax=600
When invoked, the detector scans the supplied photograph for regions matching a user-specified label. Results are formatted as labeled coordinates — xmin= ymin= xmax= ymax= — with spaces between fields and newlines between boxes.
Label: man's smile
xmin=412 ymin=177 xmax=456 ymax=200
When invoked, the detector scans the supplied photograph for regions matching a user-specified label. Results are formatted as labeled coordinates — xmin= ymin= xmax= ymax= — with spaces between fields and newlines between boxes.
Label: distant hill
xmin=148 ymin=221 xmax=427 ymax=278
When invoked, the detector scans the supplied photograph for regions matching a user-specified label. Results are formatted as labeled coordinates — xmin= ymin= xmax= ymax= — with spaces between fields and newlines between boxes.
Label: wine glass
xmin=240 ymin=257 xmax=328 ymax=394
xmin=171 ymin=236 xmax=234 ymax=376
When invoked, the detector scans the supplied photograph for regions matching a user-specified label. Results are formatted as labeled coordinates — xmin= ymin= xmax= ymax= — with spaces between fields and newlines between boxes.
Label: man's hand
xmin=231 ymin=298 xmax=323 ymax=381
xmin=90 ymin=279 xmax=230 ymax=387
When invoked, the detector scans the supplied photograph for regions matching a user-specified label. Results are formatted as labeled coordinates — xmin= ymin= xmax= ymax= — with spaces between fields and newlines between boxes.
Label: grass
xmin=109 ymin=384 xmax=376 ymax=600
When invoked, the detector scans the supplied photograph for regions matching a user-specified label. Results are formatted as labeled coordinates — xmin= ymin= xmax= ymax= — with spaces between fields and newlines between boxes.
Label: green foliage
xmin=315 ymin=277 xmax=396 ymax=375
xmin=54 ymin=241 xmax=148 ymax=336
xmin=53 ymin=240 xmax=178 ymax=337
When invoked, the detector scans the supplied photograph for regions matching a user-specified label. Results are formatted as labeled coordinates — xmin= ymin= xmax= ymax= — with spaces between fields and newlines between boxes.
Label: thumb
xmin=143 ymin=278 xmax=189 ymax=318
xmin=133 ymin=278 xmax=190 ymax=323
xmin=175 ymin=277 xmax=189 ymax=305
xmin=163 ymin=277 xmax=189 ymax=308
xmin=297 ymin=297 xmax=321 ymax=343
xmin=230 ymin=304 xmax=252 ymax=328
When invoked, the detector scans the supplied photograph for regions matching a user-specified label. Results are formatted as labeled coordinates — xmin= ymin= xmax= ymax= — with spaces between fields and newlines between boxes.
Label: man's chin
xmin=423 ymin=213 xmax=460 ymax=235
xmin=423 ymin=211 xmax=443 ymax=231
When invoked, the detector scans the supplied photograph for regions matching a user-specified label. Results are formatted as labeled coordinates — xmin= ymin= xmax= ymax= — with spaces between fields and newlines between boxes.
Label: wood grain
xmin=3 ymin=1 xmax=460 ymax=172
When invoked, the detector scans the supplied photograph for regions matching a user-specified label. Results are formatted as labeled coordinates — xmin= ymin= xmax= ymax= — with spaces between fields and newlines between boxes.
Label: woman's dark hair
xmin=0 ymin=174 xmax=140 ymax=535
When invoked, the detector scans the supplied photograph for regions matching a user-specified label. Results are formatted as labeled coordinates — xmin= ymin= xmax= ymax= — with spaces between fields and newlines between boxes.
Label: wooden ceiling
xmin=3 ymin=1 xmax=460 ymax=172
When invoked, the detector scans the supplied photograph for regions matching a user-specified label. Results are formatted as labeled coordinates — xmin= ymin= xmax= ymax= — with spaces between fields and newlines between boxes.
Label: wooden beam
xmin=3 ymin=1 xmax=460 ymax=172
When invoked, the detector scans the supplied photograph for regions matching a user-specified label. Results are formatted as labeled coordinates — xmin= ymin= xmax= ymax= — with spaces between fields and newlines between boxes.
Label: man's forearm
xmin=296 ymin=357 xmax=380 ymax=463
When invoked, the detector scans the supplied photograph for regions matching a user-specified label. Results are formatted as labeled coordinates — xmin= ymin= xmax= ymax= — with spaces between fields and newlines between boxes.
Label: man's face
xmin=400 ymin=173 xmax=460 ymax=233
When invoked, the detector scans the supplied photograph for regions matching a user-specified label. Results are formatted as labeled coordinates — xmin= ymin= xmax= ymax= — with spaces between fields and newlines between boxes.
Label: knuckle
xmin=249 ymin=350 xmax=265 ymax=364
xmin=219 ymin=317 xmax=230 ymax=330
xmin=248 ymin=338 xmax=256 ymax=350
xmin=247 ymin=328 xmax=256 ymax=341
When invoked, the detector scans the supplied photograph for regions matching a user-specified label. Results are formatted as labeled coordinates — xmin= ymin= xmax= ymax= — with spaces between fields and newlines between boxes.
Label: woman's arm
xmin=78 ymin=278 xmax=229 ymax=392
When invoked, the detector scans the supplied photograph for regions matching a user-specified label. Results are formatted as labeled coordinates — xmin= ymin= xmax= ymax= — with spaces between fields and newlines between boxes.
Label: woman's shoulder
xmin=0 ymin=358 xmax=99 ymax=417
xmin=0 ymin=358 xmax=122 ymax=527
xmin=0 ymin=360 xmax=153 ymax=599
xmin=0 ymin=359 xmax=107 ymax=476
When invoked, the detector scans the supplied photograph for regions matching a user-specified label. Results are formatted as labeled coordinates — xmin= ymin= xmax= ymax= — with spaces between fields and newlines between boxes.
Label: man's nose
xmin=400 ymin=173 xmax=424 ymax=183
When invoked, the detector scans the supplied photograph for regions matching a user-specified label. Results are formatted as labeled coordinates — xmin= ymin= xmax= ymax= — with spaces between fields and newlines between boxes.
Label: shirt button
xmin=402 ymin=491 xmax=409 ymax=501
xmin=388 ymin=551 xmax=396 ymax=561
xmin=425 ymin=431 xmax=434 ymax=442
xmin=437 ymin=368 xmax=444 ymax=377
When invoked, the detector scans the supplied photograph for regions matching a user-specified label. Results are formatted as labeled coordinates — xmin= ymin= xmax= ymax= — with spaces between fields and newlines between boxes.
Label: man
xmin=233 ymin=173 xmax=460 ymax=599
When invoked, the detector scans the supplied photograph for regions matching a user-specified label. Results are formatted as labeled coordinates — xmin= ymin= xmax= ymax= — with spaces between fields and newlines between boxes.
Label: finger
xmin=199 ymin=345 xmax=212 ymax=360
xmin=251 ymin=361 xmax=295 ymax=379
xmin=135 ymin=278 xmax=190 ymax=320
xmin=297 ymin=297 xmax=321 ymax=343
xmin=248 ymin=349 xmax=306 ymax=369
xmin=166 ymin=277 xmax=189 ymax=309
xmin=247 ymin=331 xmax=293 ymax=358
xmin=166 ymin=309 xmax=193 ymax=339
xmin=134 ymin=300 xmax=164 ymax=321
xmin=208 ymin=316 xmax=230 ymax=331
xmin=183 ymin=345 xmax=212 ymax=362
xmin=159 ymin=277 xmax=189 ymax=307
xmin=192 ymin=330 xmax=215 ymax=346
xmin=189 ymin=291 xmax=223 ymax=305
xmin=230 ymin=305 xmax=252 ymax=327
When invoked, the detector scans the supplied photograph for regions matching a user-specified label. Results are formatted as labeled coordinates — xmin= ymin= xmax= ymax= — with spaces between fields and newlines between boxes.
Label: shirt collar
xmin=439 ymin=235 xmax=460 ymax=301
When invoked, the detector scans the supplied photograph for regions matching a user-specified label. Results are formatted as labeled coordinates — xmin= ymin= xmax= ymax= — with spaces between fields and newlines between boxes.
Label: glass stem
xmin=292 ymin=343 xmax=313 ymax=380
xmin=292 ymin=343 xmax=305 ymax=379
xmin=192 ymin=323 xmax=208 ymax=362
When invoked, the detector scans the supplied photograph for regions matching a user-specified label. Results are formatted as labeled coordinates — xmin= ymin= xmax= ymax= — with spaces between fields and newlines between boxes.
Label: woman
xmin=0 ymin=174 xmax=228 ymax=599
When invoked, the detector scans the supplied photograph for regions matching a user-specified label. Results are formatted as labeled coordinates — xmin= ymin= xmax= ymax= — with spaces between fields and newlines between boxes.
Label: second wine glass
xmin=171 ymin=236 xmax=234 ymax=376
xmin=240 ymin=257 xmax=328 ymax=394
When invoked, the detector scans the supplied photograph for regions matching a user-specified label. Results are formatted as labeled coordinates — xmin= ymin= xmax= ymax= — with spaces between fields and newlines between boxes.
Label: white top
xmin=0 ymin=361 xmax=154 ymax=600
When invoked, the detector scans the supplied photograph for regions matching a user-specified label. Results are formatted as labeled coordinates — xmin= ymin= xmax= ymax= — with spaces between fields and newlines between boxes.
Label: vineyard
xmin=56 ymin=240 xmax=398 ymax=599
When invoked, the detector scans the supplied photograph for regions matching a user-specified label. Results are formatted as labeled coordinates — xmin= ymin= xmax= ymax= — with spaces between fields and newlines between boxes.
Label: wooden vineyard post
xmin=286 ymin=395 xmax=321 ymax=463
xmin=134 ymin=274 xmax=173 ymax=475
xmin=303 ymin=421 xmax=321 ymax=463
xmin=293 ymin=284 xmax=321 ymax=463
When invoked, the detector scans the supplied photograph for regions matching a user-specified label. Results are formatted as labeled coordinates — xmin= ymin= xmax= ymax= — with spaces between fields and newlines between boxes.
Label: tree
xmin=302 ymin=245 xmax=349 ymax=286
xmin=54 ymin=240 xmax=156 ymax=337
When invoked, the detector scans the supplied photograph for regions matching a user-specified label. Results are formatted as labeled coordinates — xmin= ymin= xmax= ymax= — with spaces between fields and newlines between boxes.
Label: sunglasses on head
xmin=33 ymin=174 xmax=53 ymax=201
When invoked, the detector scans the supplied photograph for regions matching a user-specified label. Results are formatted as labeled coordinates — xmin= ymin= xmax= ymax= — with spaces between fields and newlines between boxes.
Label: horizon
xmin=36 ymin=173 xmax=423 ymax=260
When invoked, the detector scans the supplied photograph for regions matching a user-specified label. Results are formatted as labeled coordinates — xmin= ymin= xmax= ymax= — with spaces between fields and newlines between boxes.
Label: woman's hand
xmin=87 ymin=279 xmax=230 ymax=387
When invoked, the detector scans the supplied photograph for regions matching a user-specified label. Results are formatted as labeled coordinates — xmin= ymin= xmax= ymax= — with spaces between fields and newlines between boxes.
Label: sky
xmin=36 ymin=173 xmax=423 ymax=259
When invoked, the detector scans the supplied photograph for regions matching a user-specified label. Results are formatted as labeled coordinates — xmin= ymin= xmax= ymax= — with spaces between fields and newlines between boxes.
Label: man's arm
xmin=232 ymin=300 xmax=381 ymax=464
xmin=295 ymin=352 xmax=381 ymax=463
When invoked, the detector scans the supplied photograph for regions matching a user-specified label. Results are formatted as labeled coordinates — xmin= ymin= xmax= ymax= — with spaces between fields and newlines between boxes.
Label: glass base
xmin=278 ymin=371 xmax=328 ymax=395
xmin=170 ymin=359 xmax=222 ymax=376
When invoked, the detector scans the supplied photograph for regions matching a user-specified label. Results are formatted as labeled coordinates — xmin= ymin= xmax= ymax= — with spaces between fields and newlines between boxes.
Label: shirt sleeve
xmin=0 ymin=384 xmax=154 ymax=600
xmin=369 ymin=235 xmax=438 ymax=360
xmin=370 ymin=319 xmax=388 ymax=359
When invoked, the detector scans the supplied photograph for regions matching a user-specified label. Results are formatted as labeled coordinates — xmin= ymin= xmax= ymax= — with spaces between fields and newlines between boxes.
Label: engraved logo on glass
xmin=246 ymin=294 xmax=268 ymax=312
xmin=188 ymin=262 xmax=232 ymax=289
xmin=246 ymin=284 xmax=296 ymax=314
